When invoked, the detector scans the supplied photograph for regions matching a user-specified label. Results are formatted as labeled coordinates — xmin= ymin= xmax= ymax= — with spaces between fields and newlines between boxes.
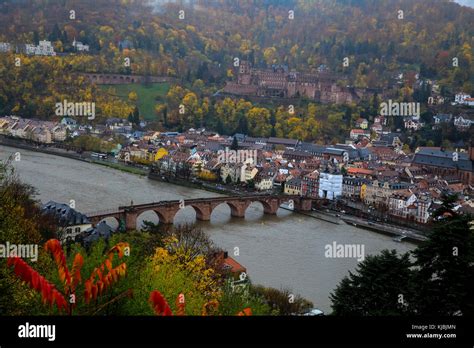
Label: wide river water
xmin=0 ymin=145 xmax=414 ymax=312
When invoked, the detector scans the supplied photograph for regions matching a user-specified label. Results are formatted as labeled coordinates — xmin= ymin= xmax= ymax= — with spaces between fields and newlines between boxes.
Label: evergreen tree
xmin=49 ymin=23 xmax=61 ymax=42
xmin=61 ymin=30 xmax=68 ymax=44
xmin=230 ymin=136 xmax=239 ymax=151
xmin=330 ymin=250 xmax=415 ymax=316
xmin=412 ymin=195 xmax=474 ymax=316
xmin=216 ymin=118 xmax=224 ymax=135
xmin=330 ymin=194 xmax=473 ymax=316
xmin=236 ymin=115 xmax=248 ymax=134
xmin=163 ymin=106 xmax=168 ymax=127
xmin=33 ymin=30 xmax=39 ymax=45
xmin=371 ymin=92 xmax=379 ymax=118
xmin=344 ymin=107 xmax=352 ymax=123
xmin=132 ymin=106 xmax=140 ymax=126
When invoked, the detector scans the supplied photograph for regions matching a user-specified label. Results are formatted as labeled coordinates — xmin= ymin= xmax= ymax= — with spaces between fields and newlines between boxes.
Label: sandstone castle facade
xmin=223 ymin=61 xmax=372 ymax=104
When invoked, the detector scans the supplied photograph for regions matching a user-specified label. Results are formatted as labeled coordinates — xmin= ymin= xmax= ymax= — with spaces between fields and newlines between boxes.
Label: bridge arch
xmin=211 ymin=200 xmax=251 ymax=219
xmin=210 ymin=202 xmax=231 ymax=221
xmin=135 ymin=209 xmax=161 ymax=230
xmin=245 ymin=200 xmax=270 ymax=217
xmin=96 ymin=216 xmax=120 ymax=230
xmin=86 ymin=195 xmax=313 ymax=231
xmin=173 ymin=205 xmax=199 ymax=224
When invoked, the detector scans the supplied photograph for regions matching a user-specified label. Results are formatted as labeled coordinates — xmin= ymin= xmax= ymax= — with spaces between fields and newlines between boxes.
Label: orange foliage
xmin=8 ymin=239 xmax=130 ymax=314
xmin=84 ymin=243 xmax=129 ymax=304
xmin=237 ymin=307 xmax=252 ymax=316
xmin=44 ymin=239 xmax=72 ymax=289
xmin=149 ymin=291 xmax=251 ymax=316
xmin=7 ymin=257 xmax=68 ymax=313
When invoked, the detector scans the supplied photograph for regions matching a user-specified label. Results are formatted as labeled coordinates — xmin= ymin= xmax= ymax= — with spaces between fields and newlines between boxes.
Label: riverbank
xmin=0 ymin=136 xmax=148 ymax=176
xmin=148 ymin=171 xmax=241 ymax=195
xmin=339 ymin=215 xmax=427 ymax=244
xmin=280 ymin=204 xmax=340 ymax=225
xmin=281 ymin=203 xmax=424 ymax=244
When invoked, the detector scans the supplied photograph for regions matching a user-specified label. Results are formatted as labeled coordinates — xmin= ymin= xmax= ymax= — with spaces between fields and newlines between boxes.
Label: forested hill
xmin=0 ymin=0 xmax=472 ymax=92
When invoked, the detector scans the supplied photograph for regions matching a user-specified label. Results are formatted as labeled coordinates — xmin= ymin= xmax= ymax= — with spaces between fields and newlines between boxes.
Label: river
xmin=0 ymin=145 xmax=414 ymax=312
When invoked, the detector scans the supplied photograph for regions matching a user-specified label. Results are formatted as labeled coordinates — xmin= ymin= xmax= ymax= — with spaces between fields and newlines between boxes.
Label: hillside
xmin=0 ymin=0 xmax=472 ymax=90
xmin=0 ymin=0 xmax=472 ymax=136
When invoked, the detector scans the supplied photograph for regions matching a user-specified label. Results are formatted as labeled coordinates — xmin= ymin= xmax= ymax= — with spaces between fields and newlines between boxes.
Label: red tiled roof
xmin=223 ymin=256 xmax=246 ymax=274
xmin=347 ymin=167 xmax=374 ymax=175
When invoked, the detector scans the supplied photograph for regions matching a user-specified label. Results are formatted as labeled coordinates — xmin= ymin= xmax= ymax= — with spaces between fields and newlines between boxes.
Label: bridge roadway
xmin=86 ymin=194 xmax=314 ymax=230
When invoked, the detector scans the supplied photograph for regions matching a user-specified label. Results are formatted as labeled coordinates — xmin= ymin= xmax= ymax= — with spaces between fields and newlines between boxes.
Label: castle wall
xmin=226 ymin=61 xmax=372 ymax=104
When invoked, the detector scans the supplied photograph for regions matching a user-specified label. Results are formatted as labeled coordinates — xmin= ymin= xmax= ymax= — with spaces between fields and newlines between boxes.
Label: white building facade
xmin=318 ymin=172 xmax=343 ymax=200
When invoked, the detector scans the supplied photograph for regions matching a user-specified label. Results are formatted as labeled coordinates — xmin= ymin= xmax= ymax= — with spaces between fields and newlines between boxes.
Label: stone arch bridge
xmin=78 ymin=73 xmax=174 ymax=85
xmin=86 ymin=195 xmax=313 ymax=231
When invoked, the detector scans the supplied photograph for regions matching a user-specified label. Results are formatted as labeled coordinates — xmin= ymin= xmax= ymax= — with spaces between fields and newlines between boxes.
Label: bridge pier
xmin=193 ymin=204 xmax=212 ymax=221
xmin=154 ymin=206 xmax=181 ymax=224
xmin=229 ymin=201 xmax=251 ymax=218
xmin=125 ymin=212 xmax=137 ymax=230
xmin=263 ymin=199 xmax=280 ymax=215
xmin=294 ymin=198 xmax=313 ymax=212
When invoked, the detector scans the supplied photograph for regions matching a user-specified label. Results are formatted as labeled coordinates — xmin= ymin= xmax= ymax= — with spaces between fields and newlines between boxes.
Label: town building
xmin=284 ymin=177 xmax=302 ymax=195
xmin=72 ymin=38 xmax=90 ymax=52
xmin=355 ymin=118 xmax=369 ymax=129
xmin=301 ymin=170 xmax=319 ymax=198
xmin=362 ymin=180 xmax=410 ymax=208
xmin=350 ymin=129 xmax=369 ymax=140
xmin=453 ymin=115 xmax=474 ymax=130
xmin=42 ymin=201 xmax=92 ymax=243
xmin=0 ymin=42 xmax=11 ymax=52
xmin=412 ymin=147 xmax=474 ymax=185
xmin=254 ymin=168 xmax=275 ymax=191
xmin=388 ymin=190 xmax=417 ymax=219
xmin=318 ymin=171 xmax=343 ymax=200
xmin=342 ymin=177 xmax=366 ymax=200
xmin=454 ymin=92 xmax=471 ymax=105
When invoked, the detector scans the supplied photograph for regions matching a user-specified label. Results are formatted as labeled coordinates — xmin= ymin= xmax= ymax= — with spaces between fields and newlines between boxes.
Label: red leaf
xmin=91 ymin=285 xmax=98 ymax=300
xmin=105 ymin=259 xmax=112 ymax=272
xmin=7 ymin=257 xmax=70 ymax=313
xmin=71 ymin=253 xmax=83 ymax=290
xmin=149 ymin=290 xmax=173 ymax=316
xmin=44 ymin=239 xmax=71 ymax=289
xmin=106 ymin=242 xmax=129 ymax=261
